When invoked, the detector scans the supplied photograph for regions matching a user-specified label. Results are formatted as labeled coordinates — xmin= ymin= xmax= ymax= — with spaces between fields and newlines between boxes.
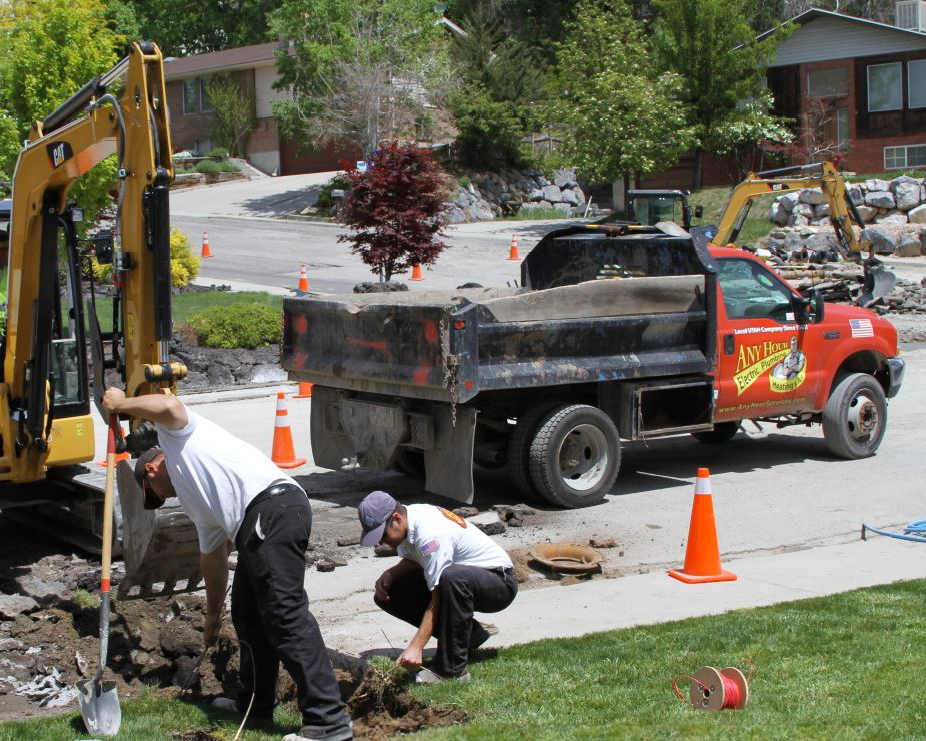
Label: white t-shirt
xmin=157 ymin=408 xmax=297 ymax=553
xmin=397 ymin=504 xmax=513 ymax=591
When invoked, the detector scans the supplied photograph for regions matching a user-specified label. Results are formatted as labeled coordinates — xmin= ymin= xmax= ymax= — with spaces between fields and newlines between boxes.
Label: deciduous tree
xmin=270 ymin=0 xmax=450 ymax=158
xmin=546 ymin=0 xmax=696 ymax=186
xmin=652 ymin=0 xmax=790 ymax=188
xmin=205 ymin=76 xmax=257 ymax=156
xmin=0 ymin=0 xmax=119 ymax=212
xmin=338 ymin=142 xmax=451 ymax=282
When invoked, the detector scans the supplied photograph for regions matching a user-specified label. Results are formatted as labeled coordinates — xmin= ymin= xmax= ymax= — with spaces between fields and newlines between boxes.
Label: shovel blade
xmin=78 ymin=680 xmax=121 ymax=736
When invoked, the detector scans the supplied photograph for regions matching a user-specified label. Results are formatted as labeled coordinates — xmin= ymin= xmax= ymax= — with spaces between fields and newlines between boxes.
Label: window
xmin=200 ymin=78 xmax=213 ymax=113
xmin=910 ymin=59 xmax=926 ymax=108
xmin=717 ymin=258 xmax=796 ymax=322
xmin=836 ymin=107 xmax=850 ymax=150
xmin=884 ymin=144 xmax=926 ymax=169
xmin=182 ymin=79 xmax=197 ymax=114
xmin=808 ymin=67 xmax=849 ymax=97
xmin=867 ymin=62 xmax=902 ymax=111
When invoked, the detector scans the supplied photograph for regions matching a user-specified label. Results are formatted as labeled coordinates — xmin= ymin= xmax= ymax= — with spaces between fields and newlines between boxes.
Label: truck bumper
xmin=885 ymin=357 xmax=905 ymax=399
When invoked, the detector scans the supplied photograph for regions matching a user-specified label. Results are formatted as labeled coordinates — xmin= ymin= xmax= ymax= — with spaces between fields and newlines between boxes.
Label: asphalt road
xmin=163 ymin=174 xmax=926 ymax=572
xmin=170 ymin=173 xmax=566 ymax=294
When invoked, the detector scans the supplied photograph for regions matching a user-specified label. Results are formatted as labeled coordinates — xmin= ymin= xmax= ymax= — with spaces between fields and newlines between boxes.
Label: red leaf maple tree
xmin=338 ymin=141 xmax=451 ymax=282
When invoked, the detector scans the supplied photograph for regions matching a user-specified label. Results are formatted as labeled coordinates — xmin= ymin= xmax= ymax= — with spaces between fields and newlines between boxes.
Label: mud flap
xmin=115 ymin=460 xmax=203 ymax=599
xmin=423 ymin=406 xmax=477 ymax=503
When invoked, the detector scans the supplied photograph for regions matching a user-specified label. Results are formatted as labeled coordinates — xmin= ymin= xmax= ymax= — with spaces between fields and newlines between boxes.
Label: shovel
xmin=78 ymin=414 xmax=122 ymax=736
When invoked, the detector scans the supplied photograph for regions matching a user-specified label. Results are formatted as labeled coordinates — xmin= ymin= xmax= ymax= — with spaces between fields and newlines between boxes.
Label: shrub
xmin=89 ymin=228 xmax=199 ymax=287
xmin=315 ymin=173 xmax=351 ymax=210
xmin=208 ymin=146 xmax=230 ymax=159
xmin=188 ymin=303 xmax=280 ymax=348
xmin=195 ymin=159 xmax=222 ymax=175
xmin=218 ymin=160 xmax=241 ymax=173
xmin=169 ymin=229 xmax=200 ymax=287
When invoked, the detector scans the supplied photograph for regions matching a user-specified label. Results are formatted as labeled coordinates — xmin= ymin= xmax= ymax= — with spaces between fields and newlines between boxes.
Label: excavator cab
xmin=627 ymin=190 xmax=703 ymax=230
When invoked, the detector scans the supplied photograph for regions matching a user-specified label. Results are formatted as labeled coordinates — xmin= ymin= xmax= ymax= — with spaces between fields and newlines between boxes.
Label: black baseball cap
xmin=134 ymin=446 xmax=165 ymax=510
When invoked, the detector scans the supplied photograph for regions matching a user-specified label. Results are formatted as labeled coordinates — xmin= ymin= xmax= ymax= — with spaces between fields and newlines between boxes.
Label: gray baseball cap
xmin=358 ymin=490 xmax=397 ymax=546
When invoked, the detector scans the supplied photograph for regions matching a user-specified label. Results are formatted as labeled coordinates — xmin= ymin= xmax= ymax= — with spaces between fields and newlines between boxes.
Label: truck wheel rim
xmin=556 ymin=424 xmax=608 ymax=492
xmin=847 ymin=392 xmax=879 ymax=441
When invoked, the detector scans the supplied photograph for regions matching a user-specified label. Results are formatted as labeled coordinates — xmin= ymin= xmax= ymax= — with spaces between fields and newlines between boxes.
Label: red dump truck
xmin=281 ymin=225 xmax=904 ymax=508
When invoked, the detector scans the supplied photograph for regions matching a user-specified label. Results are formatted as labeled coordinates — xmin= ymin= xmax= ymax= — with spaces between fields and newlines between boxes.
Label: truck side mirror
xmin=694 ymin=205 xmax=704 ymax=219
xmin=812 ymin=289 xmax=825 ymax=323
xmin=796 ymin=290 xmax=825 ymax=324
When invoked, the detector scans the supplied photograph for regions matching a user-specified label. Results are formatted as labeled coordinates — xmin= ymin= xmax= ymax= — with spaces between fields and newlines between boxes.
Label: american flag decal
xmin=849 ymin=319 xmax=874 ymax=338
xmin=420 ymin=540 xmax=439 ymax=556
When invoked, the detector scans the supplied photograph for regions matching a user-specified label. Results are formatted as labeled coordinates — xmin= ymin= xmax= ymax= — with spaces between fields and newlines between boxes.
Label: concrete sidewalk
xmin=313 ymin=536 xmax=925 ymax=657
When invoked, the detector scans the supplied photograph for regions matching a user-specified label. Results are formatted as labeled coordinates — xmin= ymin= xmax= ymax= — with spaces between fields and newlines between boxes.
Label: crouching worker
xmin=101 ymin=388 xmax=352 ymax=741
xmin=357 ymin=490 xmax=518 ymax=684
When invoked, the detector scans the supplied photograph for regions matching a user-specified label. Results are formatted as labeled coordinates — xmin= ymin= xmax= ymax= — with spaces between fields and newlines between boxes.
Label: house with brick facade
xmin=763 ymin=4 xmax=926 ymax=177
xmin=164 ymin=42 xmax=356 ymax=175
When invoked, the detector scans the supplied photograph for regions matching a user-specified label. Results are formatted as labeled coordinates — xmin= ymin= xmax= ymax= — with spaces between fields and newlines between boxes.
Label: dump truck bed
xmin=281 ymin=229 xmax=716 ymax=403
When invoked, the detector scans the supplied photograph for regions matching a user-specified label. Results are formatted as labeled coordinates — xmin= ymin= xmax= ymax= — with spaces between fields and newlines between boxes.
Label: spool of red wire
xmin=676 ymin=665 xmax=750 ymax=711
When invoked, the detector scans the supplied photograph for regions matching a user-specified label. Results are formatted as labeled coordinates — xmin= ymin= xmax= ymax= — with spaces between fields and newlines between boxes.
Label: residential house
xmin=763 ymin=2 xmax=926 ymax=176
xmin=164 ymin=42 xmax=356 ymax=175
xmin=640 ymin=3 xmax=926 ymax=193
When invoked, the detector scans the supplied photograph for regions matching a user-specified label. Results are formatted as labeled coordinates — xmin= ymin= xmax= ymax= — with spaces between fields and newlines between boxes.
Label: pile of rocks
xmin=444 ymin=168 xmax=587 ymax=223
xmin=764 ymin=174 xmax=926 ymax=258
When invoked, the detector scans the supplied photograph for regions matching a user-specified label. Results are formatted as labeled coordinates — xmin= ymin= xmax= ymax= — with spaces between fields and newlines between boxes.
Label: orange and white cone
xmin=668 ymin=468 xmax=737 ymax=584
xmin=292 ymin=381 xmax=313 ymax=399
xmin=271 ymin=392 xmax=306 ymax=469
xmin=507 ymin=234 xmax=520 ymax=261
xmin=411 ymin=264 xmax=423 ymax=281
xmin=297 ymin=264 xmax=309 ymax=293
xmin=201 ymin=232 xmax=213 ymax=258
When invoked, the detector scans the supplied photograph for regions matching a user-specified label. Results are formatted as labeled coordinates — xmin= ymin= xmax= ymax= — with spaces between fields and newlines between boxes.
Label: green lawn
xmin=3 ymin=580 xmax=924 ymax=741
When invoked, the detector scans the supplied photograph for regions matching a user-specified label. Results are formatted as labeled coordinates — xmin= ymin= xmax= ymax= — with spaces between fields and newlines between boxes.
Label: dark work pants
xmin=374 ymin=563 xmax=518 ymax=677
xmin=232 ymin=488 xmax=347 ymax=728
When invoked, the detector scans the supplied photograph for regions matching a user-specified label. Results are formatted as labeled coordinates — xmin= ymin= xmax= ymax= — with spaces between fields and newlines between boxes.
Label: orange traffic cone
xmin=297 ymin=264 xmax=309 ymax=293
xmin=201 ymin=232 xmax=213 ymax=258
xmin=508 ymin=234 xmax=520 ymax=261
xmin=292 ymin=381 xmax=313 ymax=399
xmin=411 ymin=264 xmax=423 ymax=281
xmin=271 ymin=392 xmax=307 ymax=469
xmin=668 ymin=468 xmax=737 ymax=584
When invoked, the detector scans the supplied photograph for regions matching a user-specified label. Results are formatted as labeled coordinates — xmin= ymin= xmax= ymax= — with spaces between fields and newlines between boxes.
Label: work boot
xmin=469 ymin=621 xmax=499 ymax=652
xmin=211 ymin=695 xmax=274 ymax=722
xmin=282 ymin=719 xmax=353 ymax=741
xmin=415 ymin=667 xmax=472 ymax=685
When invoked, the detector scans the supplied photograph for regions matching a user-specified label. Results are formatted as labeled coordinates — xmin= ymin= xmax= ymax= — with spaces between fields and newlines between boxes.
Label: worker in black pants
xmin=357 ymin=490 xmax=518 ymax=683
xmin=102 ymin=389 xmax=351 ymax=741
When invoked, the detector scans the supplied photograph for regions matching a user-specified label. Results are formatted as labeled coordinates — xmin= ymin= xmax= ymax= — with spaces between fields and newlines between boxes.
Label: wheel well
xmin=832 ymin=351 xmax=890 ymax=395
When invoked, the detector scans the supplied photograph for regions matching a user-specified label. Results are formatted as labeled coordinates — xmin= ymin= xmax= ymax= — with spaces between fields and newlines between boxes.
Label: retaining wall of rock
xmin=444 ymin=168 xmax=587 ymax=223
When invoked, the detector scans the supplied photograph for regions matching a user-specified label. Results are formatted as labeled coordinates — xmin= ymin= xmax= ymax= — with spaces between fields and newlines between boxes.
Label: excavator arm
xmin=2 ymin=41 xmax=184 ymax=481
xmin=0 ymin=43 xmax=198 ymax=598
xmin=709 ymin=161 xmax=894 ymax=303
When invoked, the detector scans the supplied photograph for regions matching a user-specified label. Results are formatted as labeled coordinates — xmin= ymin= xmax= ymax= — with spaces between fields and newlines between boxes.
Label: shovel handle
xmin=100 ymin=415 xmax=119 ymax=589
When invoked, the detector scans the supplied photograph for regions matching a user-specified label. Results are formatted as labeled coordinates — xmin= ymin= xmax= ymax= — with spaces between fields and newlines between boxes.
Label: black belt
xmin=492 ymin=566 xmax=514 ymax=577
xmin=246 ymin=482 xmax=305 ymax=514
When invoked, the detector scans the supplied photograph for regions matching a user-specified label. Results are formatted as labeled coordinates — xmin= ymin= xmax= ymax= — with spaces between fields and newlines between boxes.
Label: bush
xmin=89 ymin=228 xmax=199 ymax=287
xmin=218 ymin=160 xmax=241 ymax=173
xmin=187 ymin=303 xmax=280 ymax=348
xmin=208 ymin=147 xmax=230 ymax=159
xmin=316 ymin=173 xmax=351 ymax=210
xmin=169 ymin=229 xmax=200 ymax=287
xmin=195 ymin=159 xmax=222 ymax=175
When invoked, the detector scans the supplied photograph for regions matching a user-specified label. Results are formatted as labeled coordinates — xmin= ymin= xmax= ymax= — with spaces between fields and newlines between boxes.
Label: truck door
xmin=713 ymin=256 xmax=824 ymax=420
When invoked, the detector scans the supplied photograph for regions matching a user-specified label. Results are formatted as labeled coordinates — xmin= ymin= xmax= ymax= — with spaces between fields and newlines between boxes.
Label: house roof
xmin=164 ymin=41 xmax=286 ymax=79
xmin=758 ymin=8 xmax=926 ymax=66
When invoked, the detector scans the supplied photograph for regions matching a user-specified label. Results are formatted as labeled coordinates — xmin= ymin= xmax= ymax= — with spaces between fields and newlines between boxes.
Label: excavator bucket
xmin=115 ymin=460 xmax=203 ymax=599
xmin=858 ymin=257 xmax=897 ymax=308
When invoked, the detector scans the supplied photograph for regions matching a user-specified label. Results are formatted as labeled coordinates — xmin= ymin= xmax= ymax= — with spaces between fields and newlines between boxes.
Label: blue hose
xmin=862 ymin=522 xmax=926 ymax=543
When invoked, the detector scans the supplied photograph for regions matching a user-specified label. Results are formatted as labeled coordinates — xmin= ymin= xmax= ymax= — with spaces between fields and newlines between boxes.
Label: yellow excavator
xmin=0 ymin=42 xmax=199 ymax=597
xmin=706 ymin=160 xmax=896 ymax=303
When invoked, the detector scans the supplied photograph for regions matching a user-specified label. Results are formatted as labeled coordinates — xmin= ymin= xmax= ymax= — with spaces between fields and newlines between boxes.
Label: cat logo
xmin=46 ymin=141 xmax=73 ymax=169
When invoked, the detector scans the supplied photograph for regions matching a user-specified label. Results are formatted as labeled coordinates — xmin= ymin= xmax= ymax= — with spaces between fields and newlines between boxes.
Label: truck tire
xmin=528 ymin=404 xmax=620 ymax=508
xmin=823 ymin=373 xmax=887 ymax=459
xmin=506 ymin=402 xmax=562 ymax=500
xmin=393 ymin=450 xmax=425 ymax=478
xmin=692 ymin=422 xmax=741 ymax=444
